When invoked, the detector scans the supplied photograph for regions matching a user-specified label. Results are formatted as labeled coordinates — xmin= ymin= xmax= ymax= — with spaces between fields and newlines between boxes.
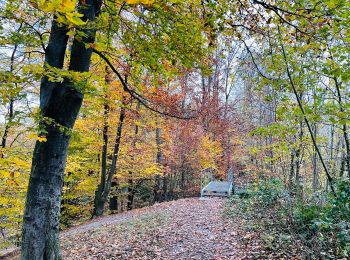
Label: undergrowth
xmin=226 ymin=178 xmax=350 ymax=259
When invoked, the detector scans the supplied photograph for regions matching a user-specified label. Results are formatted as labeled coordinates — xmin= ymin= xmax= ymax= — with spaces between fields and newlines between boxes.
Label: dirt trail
xmin=62 ymin=198 xmax=241 ymax=259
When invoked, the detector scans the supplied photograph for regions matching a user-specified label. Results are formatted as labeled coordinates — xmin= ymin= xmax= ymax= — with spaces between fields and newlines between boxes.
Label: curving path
xmin=61 ymin=198 xmax=241 ymax=260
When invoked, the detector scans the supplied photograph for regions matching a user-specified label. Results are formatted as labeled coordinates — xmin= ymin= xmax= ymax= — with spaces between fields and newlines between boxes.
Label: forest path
xmin=61 ymin=197 xmax=242 ymax=259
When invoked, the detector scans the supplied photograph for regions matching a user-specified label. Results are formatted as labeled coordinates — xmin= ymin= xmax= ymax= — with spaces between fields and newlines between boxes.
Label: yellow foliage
xmin=29 ymin=0 xmax=85 ymax=26
xmin=197 ymin=135 xmax=222 ymax=170
xmin=28 ymin=133 xmax=47 ymax=142
xmin=116 ymin=0 xmax=155 ymax=6
xmin=0 ymin=147 xmax=31 ymax=240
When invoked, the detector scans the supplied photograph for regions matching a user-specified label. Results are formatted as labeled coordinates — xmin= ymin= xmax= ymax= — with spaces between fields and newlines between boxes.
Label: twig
xmin=242 ymin=40 xmax=273 ymax=80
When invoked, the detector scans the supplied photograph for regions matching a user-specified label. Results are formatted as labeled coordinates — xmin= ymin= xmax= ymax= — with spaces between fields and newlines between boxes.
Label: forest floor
xmin=61 ymin=198 xmax=242 ymax=259
xmin=2 ymin=197 xmax=292 ymax=259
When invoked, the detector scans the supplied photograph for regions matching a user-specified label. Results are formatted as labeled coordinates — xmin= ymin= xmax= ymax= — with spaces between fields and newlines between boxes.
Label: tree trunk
xmin=154 ymin=175 xmax=161 ymax=202
xmin=154 ymin=124 xmax=163 ymax=202
xmin=108 ymin=95 xmax=127 ymax=213
xmin=1 ymin=24 xmax=22 ymax=153
xmin=93 ymin=69 xmax=110 ymax=217
xmin=162 ymin=175 xmax=168 ymax=201
xmin=289 ymin=150 xmax=295 ymax=189
xmin=181 ymin=168 xmax=185 ymax=196
xmin=1 ymin=98 xmax=14 ymax=150
xmin=340 ymin=153 xmax=346 ymax=178
xmin=312 ymin=139 xmax=319 ymax=191
xmin=21 ymin=1 xmax=101 ymax=259
xmin=295 ymin=121 xmax=304 ymax=195
xmin=108 ymin=181 xmax=119 ymax=212
xmin=334 ymin=78 xmax=350 ymax=178
xmin=127 ymin=102 xmax=140 ymax=210
xmin=127 ymin=175 xmax=134 ymax=211
xmin=94 ymin=91 xmax=127 ymax=216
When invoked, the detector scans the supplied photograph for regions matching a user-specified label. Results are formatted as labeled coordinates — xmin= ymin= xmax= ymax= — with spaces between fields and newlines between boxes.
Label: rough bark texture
xmin=21 ymin=1 xmax=101 ymax=259
xmin=21 ymin=19 xmax=69 ymax=260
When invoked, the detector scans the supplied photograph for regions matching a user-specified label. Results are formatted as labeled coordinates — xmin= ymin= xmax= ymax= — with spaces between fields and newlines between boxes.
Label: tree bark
xmin=127 ymin=102 xmax=140 ymax=210
xmin=127 ymin=175 xmax=134 ymax=211
xmin=108 ymin=95 xmax=127 ymax=213
xmin=93 ymin=69 xmax=110 ymax=217
xmin=154 ymin=125 xmax=163 ymax=202
xmin=162 ymin=174 xmax=168 ymax=201
xmin=94 ymin=90 xmax=127 ymax=216
xmin=21 ymin=1 xmax=101 ymax=259
xmin=1 ymin=98 xmax=14 ymax=150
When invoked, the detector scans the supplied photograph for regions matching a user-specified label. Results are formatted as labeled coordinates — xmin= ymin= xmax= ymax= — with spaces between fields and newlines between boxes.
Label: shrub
xmin=226 ymin=178 xmax=350 ymax=258
xmin=293 ymin=180 xmax=350 ymax=257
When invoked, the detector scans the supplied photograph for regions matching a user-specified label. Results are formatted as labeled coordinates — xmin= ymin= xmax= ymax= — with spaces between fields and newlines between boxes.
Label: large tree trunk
xmin=21 ymin=1 xmax=101 ymax=259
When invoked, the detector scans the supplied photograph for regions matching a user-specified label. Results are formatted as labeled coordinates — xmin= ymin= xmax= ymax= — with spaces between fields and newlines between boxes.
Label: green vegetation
xmin=227 ymin=178 xmax=350 ymax=258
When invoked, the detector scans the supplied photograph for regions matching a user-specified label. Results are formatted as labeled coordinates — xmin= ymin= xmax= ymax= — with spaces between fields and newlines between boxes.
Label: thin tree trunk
xmin=93 ymin=68 xmax=110 ymax=217
xmin=340 ymin=152 xmax=346 ymax=178
xmin=312 ymin=126 xmax=319 ymax=191
xmin=289 ymin=150 xmax=295 ymax=189
xmin=329 ymin=124 xmax=335 ymax=176
xmin=281 ymin=41 xmax=335 ymax=194
xmin=181 ymin=167 xmax=186 ymax=196
xmin=94 ymin=91 xmax=127 ymax=216
xmin=108 ymin=93 xmax=127 ymax=213
xmin=295 ymin=121 xmax=304 ymax=195
xmin=162 ymin=174 xmax=168 ymax=202
xmin=154 ymin=123 xmax=163 ymax=202
xmin=333 ymin=77 xmax=350 ymax=178
xmin=127 ymin=176 xmax=134 ymax=210
xmin=21 ymin=1 xmax=101 ymax=258
xmin=1 ymin=24 xmax=22 ymax=152
xmin=127 ymin=102 xmax=140 ymax=210
xmin=1 ymin=98 xmax=14 ymax=150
